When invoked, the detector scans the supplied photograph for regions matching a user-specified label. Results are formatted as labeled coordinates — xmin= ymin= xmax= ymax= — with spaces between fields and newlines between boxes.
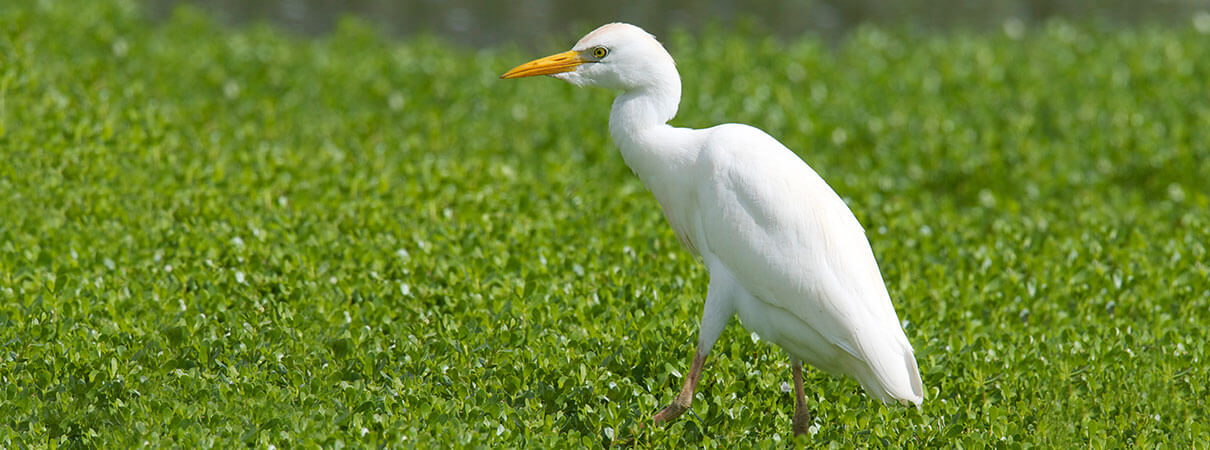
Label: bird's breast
xmin=646 ymin=181 xmax=702 ymax=258
xmin=612 ymin=125 xmax=708 ymax=257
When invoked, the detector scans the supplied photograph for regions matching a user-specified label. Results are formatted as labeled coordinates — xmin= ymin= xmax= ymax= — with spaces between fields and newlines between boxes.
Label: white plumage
xmin=503 ymin=23 xmax=923 ymax=433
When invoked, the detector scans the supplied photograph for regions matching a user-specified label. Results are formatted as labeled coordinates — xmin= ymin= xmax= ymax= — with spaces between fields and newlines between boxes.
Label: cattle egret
xmin=502 ymin=23 xmax=923 ymax=435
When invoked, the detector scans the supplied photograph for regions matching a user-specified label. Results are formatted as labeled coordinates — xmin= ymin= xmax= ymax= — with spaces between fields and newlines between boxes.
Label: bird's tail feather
xmin=857 ymin=334 xmax=924 ymax=406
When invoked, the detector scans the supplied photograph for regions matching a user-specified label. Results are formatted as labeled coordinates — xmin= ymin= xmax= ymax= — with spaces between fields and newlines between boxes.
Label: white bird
xmin=502 ymin=23 xmax=923 ymax=435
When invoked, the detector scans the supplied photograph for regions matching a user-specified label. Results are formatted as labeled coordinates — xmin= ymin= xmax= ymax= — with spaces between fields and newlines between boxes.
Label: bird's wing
xmin=693 ymin=124 xmax=922 ymax=404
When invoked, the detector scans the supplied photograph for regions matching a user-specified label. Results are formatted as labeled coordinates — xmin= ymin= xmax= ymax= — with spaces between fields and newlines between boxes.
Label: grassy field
xmin=3 ymin=0 xmax=1209 ymax=447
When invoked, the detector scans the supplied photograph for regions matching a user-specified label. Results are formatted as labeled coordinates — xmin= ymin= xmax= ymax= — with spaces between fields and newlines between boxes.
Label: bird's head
xmin=501 ymin=23 xmax=678 ymax=92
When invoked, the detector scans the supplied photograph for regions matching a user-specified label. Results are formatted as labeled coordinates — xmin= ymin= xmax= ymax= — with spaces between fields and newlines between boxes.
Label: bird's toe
xmin=652 ymin=402 xmax=689 ymax=426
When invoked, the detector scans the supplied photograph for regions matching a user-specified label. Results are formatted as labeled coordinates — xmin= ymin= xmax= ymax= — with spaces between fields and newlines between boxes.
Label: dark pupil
xmin=595 ymin=48 xmax=605 ymax=57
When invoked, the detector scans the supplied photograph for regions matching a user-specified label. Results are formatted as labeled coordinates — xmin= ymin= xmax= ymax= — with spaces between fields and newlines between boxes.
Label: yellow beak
xmin=500 ymin=50 xmax=585 ymax=79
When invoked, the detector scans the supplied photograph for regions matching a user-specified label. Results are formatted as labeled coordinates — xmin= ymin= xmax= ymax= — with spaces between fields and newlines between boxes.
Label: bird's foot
xmin=792 ymin=405 xmax=811 ymax=437
xmin=651 ymin=398 xmax=691 ymax=425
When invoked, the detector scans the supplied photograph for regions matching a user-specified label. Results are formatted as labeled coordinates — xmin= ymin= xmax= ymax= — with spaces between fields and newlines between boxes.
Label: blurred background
xmin=146 ymin=0 xmax=1210 ymax=47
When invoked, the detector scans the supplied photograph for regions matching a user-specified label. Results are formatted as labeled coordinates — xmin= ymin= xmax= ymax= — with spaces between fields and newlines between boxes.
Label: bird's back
xmin=689 ymin=123 xmax=924 ymax=405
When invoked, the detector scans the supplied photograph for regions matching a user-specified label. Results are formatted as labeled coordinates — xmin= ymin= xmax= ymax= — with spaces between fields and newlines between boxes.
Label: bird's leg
xmin=652 ymin=350 xmax=706 ymax=425
xmin=792 ymin=360 xmax=811 ymax=436
xmin=652 ymin=267 xmax=735 ymax=427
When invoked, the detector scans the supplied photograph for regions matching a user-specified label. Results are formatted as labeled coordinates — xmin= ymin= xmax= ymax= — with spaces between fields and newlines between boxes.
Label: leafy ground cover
xmin=2 ymin=0 xmax=1208 ymax=447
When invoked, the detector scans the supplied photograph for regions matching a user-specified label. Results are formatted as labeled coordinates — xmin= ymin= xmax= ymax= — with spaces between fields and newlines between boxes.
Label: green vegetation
xmin=2 ymin=0 xmax=1208 ymax=447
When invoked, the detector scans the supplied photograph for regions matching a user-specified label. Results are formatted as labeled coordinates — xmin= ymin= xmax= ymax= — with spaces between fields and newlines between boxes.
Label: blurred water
xmin=146 ymin=0 xmax=1210 ymax=46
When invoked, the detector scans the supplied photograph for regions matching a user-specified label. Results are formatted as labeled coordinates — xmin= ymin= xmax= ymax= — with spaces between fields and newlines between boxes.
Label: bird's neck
xmin=609 ymin=84 xmax=680 ymax=138
xmin=609 ymin=82 xmax=684 ymax=176
xmin=607 ymin=82 xmax=701 ymax=256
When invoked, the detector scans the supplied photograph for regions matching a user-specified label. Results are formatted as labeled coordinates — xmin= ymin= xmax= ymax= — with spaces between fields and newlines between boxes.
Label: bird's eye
xmin=592 ymin=47 xmax=609 ymax=59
